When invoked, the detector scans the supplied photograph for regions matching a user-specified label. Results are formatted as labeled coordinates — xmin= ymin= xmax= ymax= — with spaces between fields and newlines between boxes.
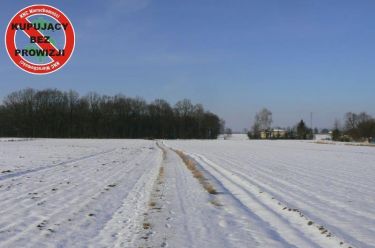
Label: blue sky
xmin=1 ymin=0 xmax=374 ymax=131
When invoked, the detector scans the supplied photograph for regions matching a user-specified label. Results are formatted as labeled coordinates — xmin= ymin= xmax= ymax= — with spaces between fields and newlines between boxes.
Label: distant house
xmin=260 ymin=129 xmax=287 ymax=139
xmin=271 ymin=129 xmax=287 ymax=138
xmin=260 ymin=130 xmax=271 ymax=139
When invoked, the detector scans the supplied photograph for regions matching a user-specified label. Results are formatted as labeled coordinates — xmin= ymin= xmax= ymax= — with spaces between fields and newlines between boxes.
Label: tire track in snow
xmin=210 ymin=148 xmax=373 ymax=196
xmin=87 ymin=144 xmax=163 ymax=248
xmin=216 ymin=155 xmax=375 ymax=225
xmin=190 ymin=153 xmax=353 ymax=248
xmin=147 ymin=144 xmax=276 ymax=248
xmin=199 ymin=150 xmax=375 ymax=246
xmin=138 ymin=143 xmax=169 ymax=247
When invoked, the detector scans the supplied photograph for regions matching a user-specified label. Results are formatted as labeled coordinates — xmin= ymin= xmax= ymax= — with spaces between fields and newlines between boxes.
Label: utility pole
xmin=310 ymin=112 xmax=314 ymax=137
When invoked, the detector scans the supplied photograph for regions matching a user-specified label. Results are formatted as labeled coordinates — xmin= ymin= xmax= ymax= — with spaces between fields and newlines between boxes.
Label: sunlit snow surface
xmin=0 ymin=138 xmax=374 ymax=248
xmin=0 ymin=139 xmax=161 ymax=247
xmin=166 ymin=139 xmax=375 ymax=248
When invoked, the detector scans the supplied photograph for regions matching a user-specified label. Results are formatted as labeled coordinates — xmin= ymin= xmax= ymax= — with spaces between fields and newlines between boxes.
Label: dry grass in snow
xmin=174 ymin=150 xmax=217 ymax=195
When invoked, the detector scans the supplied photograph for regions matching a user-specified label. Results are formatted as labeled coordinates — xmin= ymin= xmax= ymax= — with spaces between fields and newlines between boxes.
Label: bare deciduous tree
xmin=253 ymin=108 xmax=272 ymax=132
xmin=0 ymin=88 xmax=222 ymax=139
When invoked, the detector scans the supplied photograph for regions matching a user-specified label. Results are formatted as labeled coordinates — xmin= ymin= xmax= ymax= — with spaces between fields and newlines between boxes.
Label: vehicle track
xmin=144 ymin=144 xmax=293 ymax=248
xmin=190 ymin=152 xmax=351 ymax=248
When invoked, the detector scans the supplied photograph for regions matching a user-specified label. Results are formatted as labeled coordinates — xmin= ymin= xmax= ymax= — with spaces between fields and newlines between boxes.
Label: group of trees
xmin=247 ymin=108 xmax=374 ymax=142
xmin=0 ymin=88 xmax=221 ymax=139
xmin=251 ymin=108 xmax=272 ymax=137
xmin=295 ymin=120 xmax=313 ymax=139
xmin=248 ymin=108 xmax=313 ymax=140
xmin=332 ymin=112 xmax=375 ymax=142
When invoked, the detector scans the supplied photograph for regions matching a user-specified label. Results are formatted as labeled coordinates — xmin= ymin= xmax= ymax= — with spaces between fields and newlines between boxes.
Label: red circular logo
xmin=5 ymin=5 xmax=75 ymax=75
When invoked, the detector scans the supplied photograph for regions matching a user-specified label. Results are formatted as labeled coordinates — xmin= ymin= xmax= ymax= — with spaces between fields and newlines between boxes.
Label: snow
xmin=0 ymin=139 xmax=161 ymax=247
xmin=137 ymin=143 xmax=267 ymax=248
xmin=218 ymin=133 xmax=249 ymax=140
xmin=314 ymin=134 xmax=331 ymax=140
xmin=165 ymin=139 xmax=375 ymax=248
xmin=0 ymin=138 xmax=374 ymax=247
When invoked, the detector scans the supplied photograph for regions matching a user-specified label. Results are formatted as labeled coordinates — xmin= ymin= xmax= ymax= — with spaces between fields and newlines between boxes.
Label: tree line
xmin=0 ymin=88 xmax=221 ymax=139
xmin=332 ymin=112 xmax=375 ymax=142
xmin=247 ymin=108 xmax=313 ymax=140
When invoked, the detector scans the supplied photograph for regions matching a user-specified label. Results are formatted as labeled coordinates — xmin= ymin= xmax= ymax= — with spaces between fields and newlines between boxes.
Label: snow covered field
xmin=165 ymin=140 xmax=375 ymax=248
xmin=0 ymin=139 xmax=161 ymax=247
xmin=0 ymin=139 xmax=374 ymax=247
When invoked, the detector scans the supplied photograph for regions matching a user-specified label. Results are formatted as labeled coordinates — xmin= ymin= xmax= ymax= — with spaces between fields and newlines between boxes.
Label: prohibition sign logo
xmin=5 ymin=5 xmax=75 ymax=75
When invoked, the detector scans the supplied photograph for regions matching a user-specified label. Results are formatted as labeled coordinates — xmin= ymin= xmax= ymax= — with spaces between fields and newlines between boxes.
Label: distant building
xmin=260 ymin=130 xmax=270 ymax=139
xmin=271 ymin=129 xmax=287 ymax=138
xmin=260 ymin=129 xmax=287 ymax=139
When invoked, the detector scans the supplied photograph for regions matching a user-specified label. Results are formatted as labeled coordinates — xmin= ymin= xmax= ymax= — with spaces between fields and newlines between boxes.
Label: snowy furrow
xmin=0 ymin=148 xmax=117 ymax=182
xmin=138 ymin=144 xmax=280 ymax=248
xmin=192 ymin=153 xmax=345 ymax=248
xmin=1 ymin=139 xmax=374 ymax=247
xmin=90 ymin=148 xmax=162 ymax=248
xmin=214 ymin=155 xmax=375 ymax=226
xmin=166 ymin=140 xmax=375 ymax=248
xmin=0 ymin=139 xmax=161 ymax=248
